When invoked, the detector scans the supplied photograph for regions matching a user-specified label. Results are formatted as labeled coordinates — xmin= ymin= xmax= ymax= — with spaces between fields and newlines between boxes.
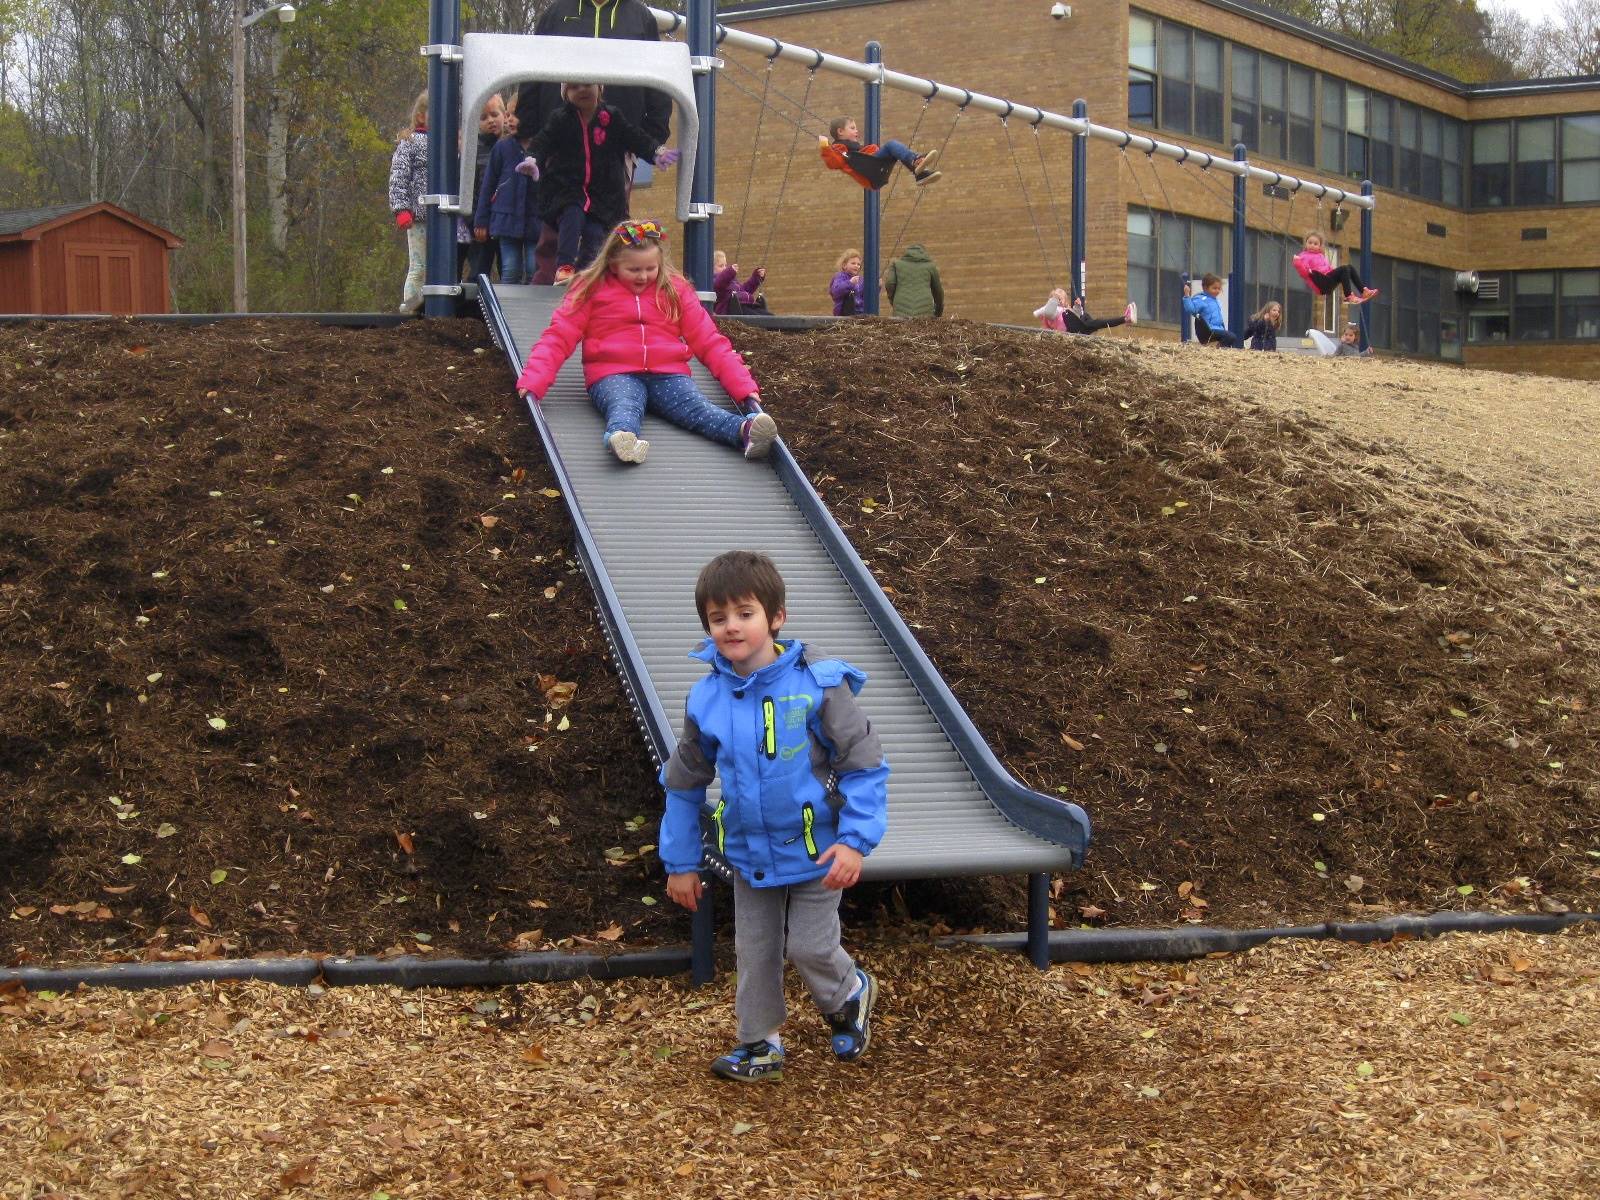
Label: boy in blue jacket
xmin=660 ymin=551 xmax=890 ymax=1082
xmin=1182 ymin=273 xmax=1243 ymax=347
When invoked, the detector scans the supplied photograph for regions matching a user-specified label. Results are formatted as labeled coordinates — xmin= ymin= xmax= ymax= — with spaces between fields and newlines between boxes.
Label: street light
xmin=232 ymin=1 xmax=296 ymax=313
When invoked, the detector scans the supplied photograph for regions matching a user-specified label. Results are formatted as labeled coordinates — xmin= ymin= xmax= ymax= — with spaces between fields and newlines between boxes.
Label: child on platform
xmin=1335 ymin=322 xmax=1373 ymax=356
xmin=1035 ymin=287 xmax=1137 ymax=334
xmin=1293 ymin=232 xmax=1378 ymax=306
xmin=1182 ymin=274 xmax=1242 ymax=347
xmin=515 ymin=220 xmax=777 ymax=465
xmin=521 ymin=82 xmax=682 ymax=283
xmin=819 ymin=116 xmax=942 ymax=190
xmin=830 ymin=249 xmax=866 ymax=317
xmin=661 ymin=550 xmax=890 ymax=1083
xmin=1242 ymin=300 xmax=1282 ymax=351
xmin=387 ymin=91 xmax=429 ymax=314
xmin=461 ymin=92 xmax=507 ymax=286
xmin=713 ymin=250 xmax=766 ymax=315
xmin=474 ymin=110 xmax=541 ymax=285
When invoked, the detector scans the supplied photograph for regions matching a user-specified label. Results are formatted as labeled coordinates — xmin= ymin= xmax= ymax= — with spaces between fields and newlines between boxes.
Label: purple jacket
xmin=713 ymin=266 xmax=764 ymax=315
xmin=830 ymin=269 xmax=865 ymax=317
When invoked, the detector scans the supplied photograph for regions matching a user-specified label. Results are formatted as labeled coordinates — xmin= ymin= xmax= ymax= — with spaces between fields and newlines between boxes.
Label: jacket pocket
xmin=782 ymin=802 xmax=821 ymax=861
xmin=710 ymin=799 xmax=727 ymax=854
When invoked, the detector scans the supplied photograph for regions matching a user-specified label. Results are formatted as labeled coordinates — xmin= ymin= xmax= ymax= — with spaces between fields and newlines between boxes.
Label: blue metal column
xmin=1071 ymin=99 xmax=1087 ymax=305
xmin=1358 ymin=179 xmax=1374 ymax=351
xmin=1230 ymin=142 xmax=1247 ymax=336
xmin=423 ymin=0 xmax=462 ymax=318
xmin=691 ymin=878 xmax=716 ymax=986
xmin=1027 ymin=872 xmax=1051 ymax=969
xmin=863 ymin=41 xmax=883 ymax=315
xmin=684 ymin=0 xmax=716 ymax=292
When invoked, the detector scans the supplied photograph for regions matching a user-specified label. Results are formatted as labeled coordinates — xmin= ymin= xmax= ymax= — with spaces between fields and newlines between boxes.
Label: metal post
xmin=1230 ymin=142 xmax=1247 ymax=337
xmin=1180 ymin=272 xmax=1191 ymax=343
xmin=690 ymin=874 xmax=716 ymax=986
xmin=423 ymin=0 xmax=461 ymax=318
xmin=1359 ymin=179 xmax=1374 ymax=351
xmin=1026 ymin=872 xmax=1052 ymax=970
xmin=863 ymin=41 xmax=883 ymax=316
xmin=684 ymin=0 xmax=716 ymax=292
xmin=1071 ymin=99 xmax=1087 ymax=306
xmin=231 ymin=0 xmax=247 ymax=313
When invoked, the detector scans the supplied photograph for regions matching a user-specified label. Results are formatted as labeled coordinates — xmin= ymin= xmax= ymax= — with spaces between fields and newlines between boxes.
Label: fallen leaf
xmin=520 ymin=1043 xmax=549 ymax=1067
xmin=512 ymin=468 xmax=527 ymax=483
xmin=479 ymin=514 xmax=499 ymax=528
xmin=1060 ymin=733 xmax=1085 ymax=752
xmin=280 ymin=1158 xmax=317 ymax=1188
xmin=1078 ymin=904 xmax=1108 ymax=920
xmin=200 ymin=1038 xmax=232 ymax=1058
xmin=595 ymin=923 xmax=624 ymax=942
xmin=732 ymin=1122 xmax=755 ymax=1136
xmin=396 ymin=831 xmax=415 ymax=856
xmin=189 ymin=904 xmax=212 ymax=928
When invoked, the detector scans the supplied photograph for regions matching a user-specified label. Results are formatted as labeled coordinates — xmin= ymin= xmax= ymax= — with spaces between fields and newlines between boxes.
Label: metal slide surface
xmin=482 ymin=282 xmax=1089 ymax=880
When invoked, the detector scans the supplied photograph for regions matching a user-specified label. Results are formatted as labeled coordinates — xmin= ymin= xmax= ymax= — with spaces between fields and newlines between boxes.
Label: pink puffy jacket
xmin=516 ymin=273 xmax=759 ymax=401
xmin=1293 ymin=248 xmax=1332 ymax=294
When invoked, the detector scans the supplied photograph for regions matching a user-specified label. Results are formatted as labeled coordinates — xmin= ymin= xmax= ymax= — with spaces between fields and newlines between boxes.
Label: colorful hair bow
xmin=616 ymin=220 xmax=666 ymax=246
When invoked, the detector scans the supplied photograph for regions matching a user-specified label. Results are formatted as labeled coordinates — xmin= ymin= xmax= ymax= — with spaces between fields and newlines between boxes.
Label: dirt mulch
xmin=1 ymin=317 xmax=1597 ymax=969
xmin=3 ymin=928 xmax=1598 ymax=1198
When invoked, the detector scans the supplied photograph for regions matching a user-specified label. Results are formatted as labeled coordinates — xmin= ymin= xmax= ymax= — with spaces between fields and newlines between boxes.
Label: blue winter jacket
xmin=474 ymin=135 xmax=542 ymax=240
xmin=658 ymin=638 xmax=889 ymax=889
xmin=1182 ymin=290 xmax=1227 ymax=333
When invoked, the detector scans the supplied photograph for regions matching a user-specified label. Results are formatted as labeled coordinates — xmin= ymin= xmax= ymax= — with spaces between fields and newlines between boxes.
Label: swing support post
xmin=1071 ymin=99 xmax=1087 ymax=306
xmin=422 ymin=0 xmax=462 ymax=318
xmin=1230 ymin=142 xmax=1247 ymax=336
xmin=864 ymin=41 xmax=883 ymax=316
xmin=1359 ymin=179 xmax=1374 ymax=352
xmin=684 ymin=0 xmax=717 ymax=292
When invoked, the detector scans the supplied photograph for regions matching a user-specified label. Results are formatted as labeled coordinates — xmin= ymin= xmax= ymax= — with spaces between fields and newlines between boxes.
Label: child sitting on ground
xmin=1182 ymin=274 xmax=1242 ymax=347
xmin=1293 ymin=232 xmax=1378 ymax=307
xmin=661 ymin=550 xmax=889 ymax=1083
xmin=830 ymin=249 xmax=866 ymax=317
xmin=516 ymin=220 xmax=776 ymax=465
xmin=519 ymin=82 xmax=682 ymax=283
xmin=713 ymin=250 xmax=766 ymax=315
xmin=1034 ymin=287 xmax=1137 ymax=334
xmin=1334 ymin=322 xmax=1373 ymax=356
xmin=1242 ymin=300 xmax=1282 ymax=351
xmin=819 ymin=116 xmax=942 ymax=189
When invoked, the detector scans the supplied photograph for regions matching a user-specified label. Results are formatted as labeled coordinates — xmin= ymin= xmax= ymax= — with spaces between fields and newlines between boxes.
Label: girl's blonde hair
xmin=565 ymin=223 xmax=683 ymax=321
xmin=836 ymin=248 xmax=862 ymax=270
xmin=399 ymin=90 xmax=427 ymax=140
xmin=1252 ymin=299 xmax=1283 ymax=324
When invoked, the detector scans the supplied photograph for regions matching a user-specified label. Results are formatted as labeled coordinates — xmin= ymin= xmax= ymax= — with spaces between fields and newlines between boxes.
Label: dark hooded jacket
xmin=514 ymin=0 xmax=672 ymax=146
xmin=527 ymin=101 xmax=661 ymax=229
xmin=884 ymin=244 xmax=944 ymax=318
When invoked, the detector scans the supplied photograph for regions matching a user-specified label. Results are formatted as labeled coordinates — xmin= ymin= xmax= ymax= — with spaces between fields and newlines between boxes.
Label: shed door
xmin=64 ymin=243 xmax=139 ymax=314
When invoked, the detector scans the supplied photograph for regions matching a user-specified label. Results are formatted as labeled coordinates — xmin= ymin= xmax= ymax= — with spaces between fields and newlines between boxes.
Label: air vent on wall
xmin=1522 ymin=227 xmax=1548 ymax=241
xmin=1477 ymin=275 xmax=1502 ymax=301
xmin=1427 ymin=222 xmax=1447 ymax=238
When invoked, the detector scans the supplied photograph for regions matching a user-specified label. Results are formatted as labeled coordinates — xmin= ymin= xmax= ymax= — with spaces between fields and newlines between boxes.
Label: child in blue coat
xmin=1182 ymin=274 xmax=1243 ymax=347
xmin=473 ymin=111 xmax=542 ymax=285
xmin=660 ymin=551 xmax=889 ymax=1082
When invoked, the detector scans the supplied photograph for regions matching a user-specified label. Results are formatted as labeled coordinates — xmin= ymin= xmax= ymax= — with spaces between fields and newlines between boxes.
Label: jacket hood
xmin=689 ymin=636 xmax=804 ymax=684
xmin=900 ymin=245 xmax=931 ymax=263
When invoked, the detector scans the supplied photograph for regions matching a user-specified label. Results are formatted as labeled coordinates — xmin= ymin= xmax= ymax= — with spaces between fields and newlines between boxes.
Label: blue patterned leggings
xmin=587 ymin=372 xmax=745 ymax=449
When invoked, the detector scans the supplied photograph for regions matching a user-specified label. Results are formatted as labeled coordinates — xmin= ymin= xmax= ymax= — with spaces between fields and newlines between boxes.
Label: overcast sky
xmin=1483 ymin=0 xmax=1573 ymax=26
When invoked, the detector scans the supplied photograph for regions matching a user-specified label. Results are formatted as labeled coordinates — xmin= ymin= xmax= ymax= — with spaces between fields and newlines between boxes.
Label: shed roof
xmin=0 ymin=201 xmax=183 ymax=247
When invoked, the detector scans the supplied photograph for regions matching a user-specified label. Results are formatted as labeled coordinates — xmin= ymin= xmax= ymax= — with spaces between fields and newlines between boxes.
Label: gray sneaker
xmin=607 ymin=431 xmax=649 ymax=464
xmin=741 ymin=412 xmax=777 ymax=460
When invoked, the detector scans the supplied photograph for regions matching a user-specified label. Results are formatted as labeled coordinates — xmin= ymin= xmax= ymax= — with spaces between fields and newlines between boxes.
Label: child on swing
xmin=1181 ymin=274 xmax=1242 ymax=347
xmin=515 ymin=220 xmax=778 ymax=466
xmin=1292 ymin=231 xmax=1378 ymax=307
xmin=819 ymin=116 xmax=942 ymax=189
xmin=1034 ymin=287 xmax=1138 ymax=334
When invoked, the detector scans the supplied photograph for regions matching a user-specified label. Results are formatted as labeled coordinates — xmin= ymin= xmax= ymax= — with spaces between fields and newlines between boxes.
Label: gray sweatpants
xmin=733 ymin=874 xmax=858 ymax=1045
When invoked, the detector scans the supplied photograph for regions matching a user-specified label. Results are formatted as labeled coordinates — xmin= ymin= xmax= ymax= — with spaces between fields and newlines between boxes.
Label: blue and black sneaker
xmin=710 ymin=1039 xmax=784 ymax=1082
xmin=826 ymin=968 xmax=877 ymax=1062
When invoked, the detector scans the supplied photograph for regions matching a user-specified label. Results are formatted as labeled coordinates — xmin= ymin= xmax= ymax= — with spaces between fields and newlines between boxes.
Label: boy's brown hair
xmin=695 ymin=551 xmax=786 ymax=633
xmin=828 ymin=116 xmax=855 ymax=142
xmin=1200 ymin=273 xmax=1222 ymax=290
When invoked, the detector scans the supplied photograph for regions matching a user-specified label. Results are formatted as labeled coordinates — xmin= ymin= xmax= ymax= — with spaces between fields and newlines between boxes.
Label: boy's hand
xmin=817 ymin=843 xmax=863 ymax=890
xmin=818 ymin=134 xmax=830 ymax=149
xmin=666 ymin=871 xmax=703 ymax=911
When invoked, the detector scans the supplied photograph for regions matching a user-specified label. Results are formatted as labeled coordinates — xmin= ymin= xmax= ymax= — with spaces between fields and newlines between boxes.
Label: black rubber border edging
xmin=5 ymin=912 xmax=1596 ymax=992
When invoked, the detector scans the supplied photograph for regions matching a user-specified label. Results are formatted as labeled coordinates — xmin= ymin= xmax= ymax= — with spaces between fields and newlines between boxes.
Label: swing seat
xmin=820 ymin=141 xmax=896 ymax=190
xmin=456 ymin=34 xmax=699 ymax=221
xmin=1292 ymin=255 xmax=1322 ymax=294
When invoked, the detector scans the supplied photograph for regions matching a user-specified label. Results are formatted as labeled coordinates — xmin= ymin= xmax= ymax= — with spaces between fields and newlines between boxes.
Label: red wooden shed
xmin=0 ymin=201 xmax=182 ymax=315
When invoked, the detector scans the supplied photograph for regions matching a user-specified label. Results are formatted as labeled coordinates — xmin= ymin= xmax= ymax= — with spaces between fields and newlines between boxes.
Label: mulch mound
xmin=1 ymin=317 xmax=1595 ymax=967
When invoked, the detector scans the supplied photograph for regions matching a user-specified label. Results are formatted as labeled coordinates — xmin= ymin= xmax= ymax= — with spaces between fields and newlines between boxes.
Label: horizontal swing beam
xmin=647 ymin=6 xmax=1374 ymax=210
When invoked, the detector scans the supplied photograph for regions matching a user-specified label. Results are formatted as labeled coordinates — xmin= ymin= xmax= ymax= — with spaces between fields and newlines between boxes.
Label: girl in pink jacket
xmin=516 ymin=220 xmax=777 ymax=465
xmin=1292 ymin=231 xmax=1378 ymax=306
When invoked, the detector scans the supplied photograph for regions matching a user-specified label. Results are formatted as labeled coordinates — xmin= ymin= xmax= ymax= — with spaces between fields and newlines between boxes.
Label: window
xmin=1194 ymin=34 xmax=1224 ymax=143
xmin=1515 ymin=118 xmax=1557 ymax=206
xmin=1231 ymin=48 xmax=1258 ymax=151
xmin=1562 ymin=271 xmax=1600 ymax=340
xmin=1420 ymin=110 xmax=1442 ymax=202
xmin=1128 ymin=209 xmax=1156 ymax=321
xmin=1368 ymin=95 xmax=1393 ymax=189
xmin=1397 ymin=103 xmax=1421 ymax=196
xmin=1371 ymin=256 xmax=1462 ymax=358
xmin=1514 ymin=272 xmax=1556 ymax=340
xmin=1259 ymin=57 xmax=1286 ymax=161
xmin=1161 ymin=24 xmax=1192 ymax=134
xmin=1128 ymin=206 xmax=1231 ymax=326
xmin=1289 ymin=66 xmax=1315 ymax=166
xmin=1129 ymin=14 xmax=1157 ymax=125
xmin=1320 ymin=77 xmax=1344 ymax=175
xmin=1366 ymin=258 xmax=1393 ymax=350
xmin=1560 ymin=114 xmax=1600 ymax=203
xmin=1472 ymin=121 xmax=1510 ymax=207
xmin=1468 ymin=274 xmax=1510 ymax=343
xmin=1244 ymin=228 xmax=1310 ymax=334
xmin=1442 ymin=119 xmax=1462 ymax=207
xmin=1345 ymin=86 xmax=1368 ymax=182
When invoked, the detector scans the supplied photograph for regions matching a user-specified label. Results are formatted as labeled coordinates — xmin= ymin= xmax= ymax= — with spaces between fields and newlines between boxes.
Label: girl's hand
xmin=666 ymin=872 xmax=703 ymax=911
xmin=744 ymin=392 xmax=761 ymax=409
xmin=514 ymin=156 xmax=539 ymax=180
xmin=817 ymin=843 xmax=863 ymax=890
xmin=654 ymin=147 xmax=681 ymax=168
xmin=753 ymin=268 xmax=766 ymax=280
xmin=395 ymin=211 xmax=413 ymax=230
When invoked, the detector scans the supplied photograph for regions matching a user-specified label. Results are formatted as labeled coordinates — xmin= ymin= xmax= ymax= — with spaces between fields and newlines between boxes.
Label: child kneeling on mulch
xmin=659 ymin=551 xmax=890 ymax=1082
